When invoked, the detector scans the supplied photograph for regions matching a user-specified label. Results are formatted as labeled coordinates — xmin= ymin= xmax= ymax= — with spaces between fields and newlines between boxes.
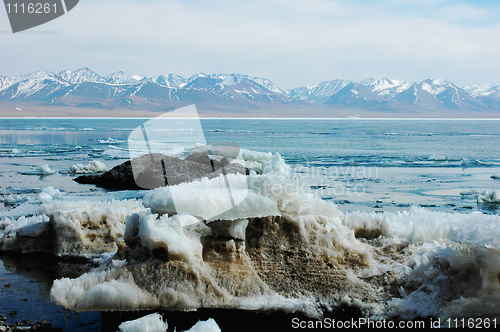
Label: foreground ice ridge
xmin=47 ymin=169 xmax=500 ymax=321
xmin=3 ymin=150 xmax=500 ymax=321
xmin=50 ymin=172 xmax=377 ymax=317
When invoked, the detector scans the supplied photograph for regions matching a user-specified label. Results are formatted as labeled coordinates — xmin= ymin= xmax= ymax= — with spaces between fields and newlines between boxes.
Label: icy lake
xmin=1 ymin=118 xmax=500 ymax=330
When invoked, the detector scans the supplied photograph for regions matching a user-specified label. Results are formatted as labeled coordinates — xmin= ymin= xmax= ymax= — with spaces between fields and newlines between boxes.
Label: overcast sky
xmin=1 ymin=0 xmax=500 ymax=90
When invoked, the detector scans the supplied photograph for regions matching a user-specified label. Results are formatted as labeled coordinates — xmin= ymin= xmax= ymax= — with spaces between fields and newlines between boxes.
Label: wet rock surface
xmin=73 ymin=153 xmax=248 ymax=190
xmin=0 ymin=314 xmax=62 ymax=331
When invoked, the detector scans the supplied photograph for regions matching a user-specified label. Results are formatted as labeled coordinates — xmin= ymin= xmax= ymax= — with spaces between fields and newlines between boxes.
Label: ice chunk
xmin=186 ymin=318 xmax=221 ymax=332
xmin=0 ymin=214 xmax=49 ymax=239
xmin=50 ymin=269 xmax=158 ymax=312
xmin=16 ymin=220 xmax=50 ymax=237
xmin=4 ymin=194 xmax=30 ymax=205
xmin=344 ymin=206 xmax=500 ymax=249
xmin=40 ymin=164 xmax=55 ymax=174
xmin=38 ymin=186 xmax=63 ymax=203
xmin=195 ymin=143 xmax=272 ymax=162
xmin=69 ymin=160 xmax=108 ymax=174
xmin=118 ymin=313 xmax=167 ymax=332
xmin=262 ymin=152 xmax=290 ymax=176
xmin=143 ymin=173 xmax=280 ymax=221
xmin=478 ymin=190 xmax=500 ymax=204
xmin=138 ymin=213 xmax=203 ymax=263
xmin=38 ymin=199 xmax=149 ymax=257
xmin=207 ymin=219 xmax=249 ymax=240
xmin=429 ymin=154 xmax=446 ymax=161
xmin=20 ymin=164 xmax=57 ymax=175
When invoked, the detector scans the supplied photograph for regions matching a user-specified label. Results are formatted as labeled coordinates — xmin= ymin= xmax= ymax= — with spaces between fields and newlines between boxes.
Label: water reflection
xmin=0 ymin=130 xmax=130 ymax=146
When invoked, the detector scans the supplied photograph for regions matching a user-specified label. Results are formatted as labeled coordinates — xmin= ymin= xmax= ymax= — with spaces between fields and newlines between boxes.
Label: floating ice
xmin=118 ymin=313 xmax=167 ymax=332
xmin=0 ymin=214 xmax=49 ymax=241
xmin=262 ymin=152 xmax=290 ymax=176
xmin=138 ymin=213 xmax=203 ymax=264
xmin=4 ymin=194 xmax=32 ymax=205
xmin=69 ymin=160 xmax=108 ymax=174
xmin=19 ymin=164 xmax=56 ymax=175
xmin=37 ymin=186 xmax=63 ymax=203
xmin=477 ymin=189 xmax=500 ymax=204
xmin=429 ymin=154 xmax=446 ymax=161
xmin=40 ymin=164 xmax=55 ymax=174
xmin=143 ymin=173 xmax=280 ymax=221
xmin=17 ymin=198 xmax=150 ymax=257
xmin=186 ymin=318 xmax=221 ymax=332
xmin=50 ymin=269 xmax=158 ymax=311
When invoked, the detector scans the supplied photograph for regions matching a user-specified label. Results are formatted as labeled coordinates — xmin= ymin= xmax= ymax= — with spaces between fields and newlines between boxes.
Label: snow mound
xmin=186 ymin=318 xmax=221 ymax=332
xmin=69 ymin=160 xmax=108 ymax=174
xmin=262 ymin=152 xmax=290 ymax=176
xmin=477 ymin=190 xmax=500 ymax=204
xmin=118 ymin=313 xmax=167 ymax=332
xmin=143 ymin=173 xmax=281 ymax=221
xmin=40 ymin=164 xmax=56 ymax=174
xmin=20 ymin=164 xmax=56 ymax=175
xmin=38 ymin=186 xmax=63 ymax=203
xmin=0 ymin=198 xmax=149 ymax=257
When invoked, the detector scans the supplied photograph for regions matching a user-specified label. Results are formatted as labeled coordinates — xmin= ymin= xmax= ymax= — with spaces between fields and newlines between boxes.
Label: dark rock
xmin=74 ymin=153 xmax=248 ymax=190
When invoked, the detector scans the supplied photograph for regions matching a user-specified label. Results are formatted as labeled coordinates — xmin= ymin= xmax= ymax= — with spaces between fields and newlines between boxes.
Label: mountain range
xmin=1 ymin=68 xmax=500 ymax=117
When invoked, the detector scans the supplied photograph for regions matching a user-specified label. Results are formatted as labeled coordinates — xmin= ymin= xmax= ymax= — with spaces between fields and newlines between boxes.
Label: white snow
xmin=40 ymin=164 xmax=55 ymax=174
xmin=118 ymin=313 xmax=167 ymax=332
xmin=38 ymin=186 xmax=63 ymax=203
xmin=477 ymin=189 xmax=500 ymax=204
xmin=185 ymin=318 xmax=221 ymax=332
xmin=262 ymin=152 xmax=290 ymax=176
xmin=69 ymin=160 xmax=108 ymax=174
xmin=138 ymin=213 xmax=203 ymax=263
xmin=142 ymin=173 xmax=280 ymax=221
xmin=50 ymin=269 xmax=158 ymax=311
xmin=0 ymin=214 xmax=50 ymax=240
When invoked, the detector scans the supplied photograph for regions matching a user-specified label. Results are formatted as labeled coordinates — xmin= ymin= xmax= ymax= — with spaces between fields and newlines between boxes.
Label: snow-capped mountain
xmin=465 ymin=83 xmax=500 ymax=99
xmin=362 ymin=78 xmax=411 ymax=98
xmin=105 ymin=71 xmax=140 ymax=85
xmin=58 ymin=67 xmax=105 ymax=84
xmin=392 ymin=79 xmax=490 ymax=111
xmin=180 ymin=73 xmax=292 ymax=103
xmin=0 ymin=71 xmax=69 ymax=101
xmin=287 ymin=79 xmax=352 ymax=104
xmin=0 ymin=68 xmax=296 ymax=111
xmin=1 ymin=68 xmax=499 ymax=115
xmin=323 ymin=82 xmax=389 ymax=108
xmin=156 ymin=74 xmax=187 ymax=89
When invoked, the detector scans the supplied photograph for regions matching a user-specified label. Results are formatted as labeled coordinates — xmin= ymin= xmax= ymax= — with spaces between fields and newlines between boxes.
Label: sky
xmin=1 ymin=0 xmax=500 ymax=90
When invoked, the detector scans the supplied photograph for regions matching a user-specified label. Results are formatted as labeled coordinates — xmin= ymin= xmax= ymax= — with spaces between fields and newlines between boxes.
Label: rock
xmin=74 ymin=153 xmax=248 ymax=190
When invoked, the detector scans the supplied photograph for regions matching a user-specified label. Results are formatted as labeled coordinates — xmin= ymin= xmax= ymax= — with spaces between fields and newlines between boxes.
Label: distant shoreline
xmin=2 ymin=117 xmax=500 ymax=120
xmin=2 ymin=105 xmax=500 ymax=119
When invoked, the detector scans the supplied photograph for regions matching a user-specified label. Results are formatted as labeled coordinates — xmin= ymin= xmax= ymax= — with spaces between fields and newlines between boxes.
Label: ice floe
xmin=118 ymin=313 xmax=168 ymax=332
xmin=68 ymin=160 xmax=108 ymax=174
xmin=477 ymin=189 xmax=500 ymax=204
